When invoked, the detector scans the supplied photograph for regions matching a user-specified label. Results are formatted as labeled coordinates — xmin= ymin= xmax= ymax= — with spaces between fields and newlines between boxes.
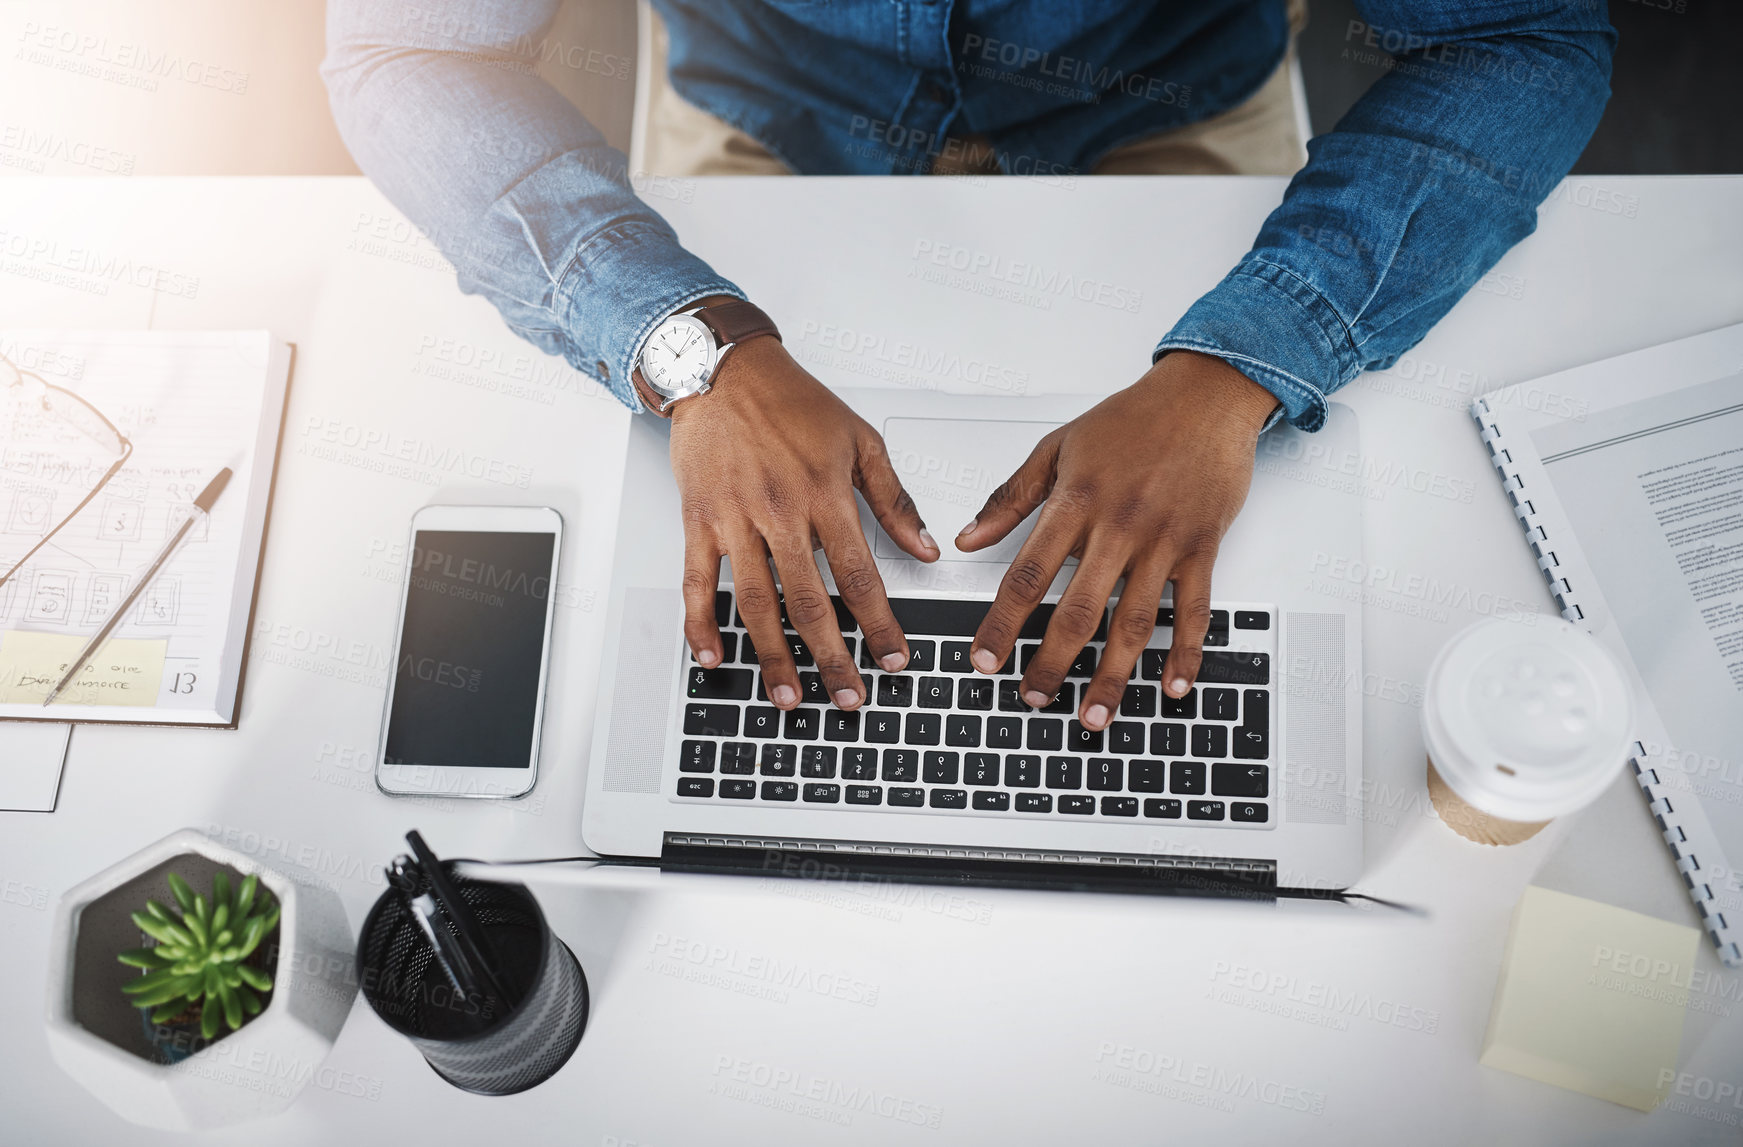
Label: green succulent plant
xmin=118 ymin=870 xmax=279 ymax=1040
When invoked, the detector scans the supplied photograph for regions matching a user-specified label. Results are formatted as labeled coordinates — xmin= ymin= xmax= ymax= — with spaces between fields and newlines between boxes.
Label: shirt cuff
xmin=552 ymin=220 xmax=744 ymax=413
xmin=1152 ymin=258 xmax=1357 ymax=433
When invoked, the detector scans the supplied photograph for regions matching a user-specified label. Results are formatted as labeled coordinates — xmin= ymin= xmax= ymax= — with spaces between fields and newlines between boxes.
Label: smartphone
xmin=376 ymin=505 xmax=562 ymax=798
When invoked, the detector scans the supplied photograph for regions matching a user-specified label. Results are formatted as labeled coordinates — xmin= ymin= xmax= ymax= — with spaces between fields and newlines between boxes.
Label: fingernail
xmin=1023 ymin=689 xmax=1049 ymax=709
xmin=919 ymin=527 xmax=937 ymax=552
xmin=1170 ymin=677 xmax=1189 ymax=697
xmin=879 ymin=651 xmax=907 ymax=671
xmin=773 ymin=684 xmax=797 ymax=707
xmin=1085 ymin=703 xmax=1109 ymax=728
xmin=957 ymin=518 xmax=978 ymax=539
xmin=971 ymin=647 xmax=999 ymax=673
xmin=697 ymin=648 xmax=717 ymax=667
xmin=833 ymin=688 xmax=860 ymax=709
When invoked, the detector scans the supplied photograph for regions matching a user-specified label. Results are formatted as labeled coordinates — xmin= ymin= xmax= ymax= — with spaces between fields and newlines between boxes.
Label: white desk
xmin=2 ymin=175 xmax=1741 ymax=1146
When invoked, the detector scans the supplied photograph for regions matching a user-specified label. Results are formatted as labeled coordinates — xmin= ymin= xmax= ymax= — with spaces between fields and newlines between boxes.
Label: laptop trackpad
xmin=873 ymin=417 xmax=1062 ymax=564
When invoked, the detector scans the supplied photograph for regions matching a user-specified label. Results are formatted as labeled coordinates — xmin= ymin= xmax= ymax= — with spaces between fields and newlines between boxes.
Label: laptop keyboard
xmin=673 ymin=591 xmax=1275 ymax=827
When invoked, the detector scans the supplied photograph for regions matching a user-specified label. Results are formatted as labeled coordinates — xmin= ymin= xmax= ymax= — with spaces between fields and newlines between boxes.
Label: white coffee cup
xmin=1421 ymin=615 xmax=1634 ymax=845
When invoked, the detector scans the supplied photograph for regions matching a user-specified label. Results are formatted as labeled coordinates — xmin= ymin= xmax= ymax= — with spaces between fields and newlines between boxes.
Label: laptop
xmin=583 ymin=389 xmax=1365 ymax=895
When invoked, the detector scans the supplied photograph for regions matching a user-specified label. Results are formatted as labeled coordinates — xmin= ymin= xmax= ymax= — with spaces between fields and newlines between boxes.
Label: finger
xmin=1019 ymin=541 xmax=1124 ymax=709
xmin=817 ymin=511 xmax=910 ymax=675
xmin=1164 ymin=550 xmax=1217 ymax=698
xmin=728 ymin=536 xmax=802 ymax=709
xmin=970 ymin=506 xmax=1077 ymax=674
xmin=680 ymin=518 xmax=726 ymax=667
xmin=1079 ymin=557 xmax=1170 ymax=730
xmin=854 ymin=431 xmax=939 ymax=562
xmin=770 ymin=532 xmax=865 ymax=710
xmin=957 ymin=432 xmax=1059 ymax=551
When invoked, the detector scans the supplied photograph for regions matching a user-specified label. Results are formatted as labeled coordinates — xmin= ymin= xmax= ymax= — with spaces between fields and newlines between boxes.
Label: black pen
xmin=41 ymin=467 xmax=232 ymax=707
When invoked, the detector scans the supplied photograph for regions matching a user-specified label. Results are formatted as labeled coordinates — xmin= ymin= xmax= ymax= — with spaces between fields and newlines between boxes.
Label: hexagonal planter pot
xmin=45 ymin=828 xmax=358 ymax=1129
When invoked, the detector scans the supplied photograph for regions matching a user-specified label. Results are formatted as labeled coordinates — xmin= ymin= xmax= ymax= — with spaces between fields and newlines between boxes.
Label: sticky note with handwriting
xmin=0 ymin=631 xmax=166 ymax=706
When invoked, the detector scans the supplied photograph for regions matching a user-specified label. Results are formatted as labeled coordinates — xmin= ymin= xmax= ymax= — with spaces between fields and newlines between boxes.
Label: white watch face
xmin=640 ymin=313 xmax=717 ymax=398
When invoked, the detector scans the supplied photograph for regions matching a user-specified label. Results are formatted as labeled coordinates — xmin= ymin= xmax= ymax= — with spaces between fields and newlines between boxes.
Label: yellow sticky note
xmin=1482 ymin=885 xmax=1700 ymax=1111
xmin=0 ymin=631 xmax=167 ymax=706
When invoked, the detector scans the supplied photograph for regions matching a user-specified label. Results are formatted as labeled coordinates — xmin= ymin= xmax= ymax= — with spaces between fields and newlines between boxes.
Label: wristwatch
xmin=631 ymin=298 xmax=781 ymax=416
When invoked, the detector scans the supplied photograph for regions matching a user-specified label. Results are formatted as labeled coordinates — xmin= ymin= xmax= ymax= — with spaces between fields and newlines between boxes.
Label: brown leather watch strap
xmin=693 ymin=298 xmax=781 ymax=348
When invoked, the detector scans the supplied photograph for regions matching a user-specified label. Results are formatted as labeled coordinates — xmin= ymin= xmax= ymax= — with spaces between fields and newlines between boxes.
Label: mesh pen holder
xmin=357 ymin=865 xmax=587 ymax=1095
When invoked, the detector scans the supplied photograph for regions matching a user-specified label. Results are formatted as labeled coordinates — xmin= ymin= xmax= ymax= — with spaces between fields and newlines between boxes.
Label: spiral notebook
xmin=1472 ymin=322 xmax=1743 ymax=967
xmin=0 ymin=330 xmax=292 ymax=734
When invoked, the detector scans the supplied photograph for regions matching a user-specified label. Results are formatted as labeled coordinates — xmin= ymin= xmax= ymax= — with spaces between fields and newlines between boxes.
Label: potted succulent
xmin=46 ymin=828 xmax=358 ymax=1129
xmin=120 ymin=870 xmax=280 ymax=1058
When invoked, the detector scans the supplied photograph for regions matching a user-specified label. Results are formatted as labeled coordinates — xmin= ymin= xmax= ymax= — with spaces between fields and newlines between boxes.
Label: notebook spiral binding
xmin=1473 ymin=396 xmax=1741 ymax=968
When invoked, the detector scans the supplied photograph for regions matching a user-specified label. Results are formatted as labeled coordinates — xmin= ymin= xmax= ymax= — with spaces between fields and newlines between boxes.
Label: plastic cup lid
xmin=1421 ymin=615 xmax=1634 ymax=823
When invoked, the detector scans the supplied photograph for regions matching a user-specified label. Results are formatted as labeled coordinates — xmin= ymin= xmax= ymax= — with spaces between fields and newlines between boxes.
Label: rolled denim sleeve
xmin=321 ymin=0 xmax=742 ymax=410
xmin=1156 ymin=1 xmax=1615 ymax=431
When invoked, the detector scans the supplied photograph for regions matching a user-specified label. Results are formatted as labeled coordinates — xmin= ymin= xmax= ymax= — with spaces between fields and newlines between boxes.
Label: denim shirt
xmin=323 ymin=0 xmax=1613 ymax=429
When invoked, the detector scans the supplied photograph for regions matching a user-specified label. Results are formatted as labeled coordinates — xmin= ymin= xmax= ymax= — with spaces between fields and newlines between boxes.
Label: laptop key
xmin=740 ymin=632 xmax=758 ymax=664
xmin=801 ymin=746 xmax=838 ymax=778
xmin=1208 ymin=609 xmax=1230 ymax=631
xmin=1155 ymin=607 xmax=1174 ymax=627
xmin=1150 ymin=722 xmax=1187 ymax=756
xmin=1191 ymin=724 xmax=1228 ymax=758
xmin=688 ymin=666 xmax=753 ymax=700
xmin=904 ymin=712 xmax=942 ymax=745
xmin=1019 ymin=643 xmax=1040 ymax=672
xmin=1101 ymin=796 xmax=1138 ymax=817
xmin=1187 ymin=800 xmax=1225 ymax=820
xmin=1197 ymin=650 xmax=1269 ymax=686
xmin=958 ymin=677 xmax=994 ymax=710
xmin=720 ymin=742 xmax=757 ymax=774
xmin=1161 ymin=688 xmax=1197 ymax=719
xmin=1234 ymin=610 xmax=1270 ymax=630
xmin=945 ymin=714 xmax=982 ymax=747
xmin=1120 ymin=684 xmax=1156 ymax=718
xmin=973 ymin=791 xmax=1010 ymax=811
xmin=680 ymin=741 xmax=717 ymax=772
xmin=1027 ymin=717 xmax=1064 ymax=751
xmin=881 ymin=749 xmax=918 ymax=782
xmin=760 ymin=745 xmax=797 ymax=776
xmin=1128 ymin=760 xmax=1167 ymax=792
xmin=803 ymin=783 xmax=841 ymax=803
xmin=1213 ymin=763 xmax=1269 ymax=798
xmin=877 ymin=676 xmax=914 ymax=708
xmin=762 ymin=781 xmax=799 ymax=801
xmin=965 ymin=754 xmax=1001 ymax=786
xmin=720 ymin=779 xmax=756 ymax=799
xmin=1171 ymin=761 xmax=1206 ymax=795
xmin=842 ymin=747 xmax=878 ymax=780
xmin=714 ymin=590 xmax=732 ymax=628
xmin=917 ymin=676 xmax=953 ymax=708
xmin=1203 ymin=629 xmax=1229 ymax=647
xmin=1059 ymin=794 xmax=1095 ymax=815
xmin=1231 ymin=801 xmax=1269 ymax=823
xmin=684 ymin=704 xmax=741 ymax=737
xmin=1088 ymin=758 xmax=1123 ymax=791
xmin=846 ymin=785 xmax=882 ymax=805
xmin=784 ymin=708 xmax=821 ymax=740
xmin=1005 ymin=754 xmax=1041 ymax=787
xmin=1046 ymin=756 xmax=1083 ymax=789
xmin=677 ymin=777 xmax=714 ymax=798
xmin=941 ymin=641 xmax=973 ymax=672
xmin=906 ymin=640 xmax=937 ymax=673
xmin=799 ymin=672 xmax=828 ymax=705
xmin=1144 ymin=798 xmax=1182 ymax=819
xmin=1140 ymin=649 xmax=1168 ymax=681
xmin=1043 ymin=684 xmax=1074 ymax=715
xmin=987 ymin=716 xmax=1023 ymax=749
xmin=1016 ymin=792 xmax=1053 ymax=812
xmin=888 ymin=786 xmax=925 ymax=807
xmin=924 ymin=751 xmax=960 ymax=784
xmin=1202 ymin=688 xmax=1238 ymax=722
xmin=718 ymin=632 xmax=738 ymax=663
xmin=1243 ymin=689 xmax=1271 ymax=731
xmin=1067 ymin=720 xmax=1103 ymax=753
xmin=931 ymin=788 xmax=968 ymax=809
xmin=1108 ymin=722 xmax=1145 ymax=755
xmin=1068 ymin=645 xmax=1098 ymax=679
xmin=744 ymin=706 xmax=781 ymax=738
xmin=824 ymin=709 xmax=860 ymax=741
xmin=1234 ymin=725 xmax=1269 ymax=760
xmin=865 ymin=711 xmax=901 ymax=743
xmin=998 ymin=681 xmax=1027 ymax=712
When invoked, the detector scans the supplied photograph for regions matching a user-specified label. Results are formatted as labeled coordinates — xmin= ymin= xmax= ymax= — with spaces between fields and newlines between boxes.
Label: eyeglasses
xmin=0 ymin=350 xmax=135 ymax=592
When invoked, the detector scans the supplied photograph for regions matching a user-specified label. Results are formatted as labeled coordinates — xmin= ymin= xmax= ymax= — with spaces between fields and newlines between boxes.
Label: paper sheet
xmin=0 ymin=630 xmax=166 ymax=705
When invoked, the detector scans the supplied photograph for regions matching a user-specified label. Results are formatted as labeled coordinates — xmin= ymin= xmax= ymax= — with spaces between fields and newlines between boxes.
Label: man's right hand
xmin=669 ymin=335 xmax=940 ymax=712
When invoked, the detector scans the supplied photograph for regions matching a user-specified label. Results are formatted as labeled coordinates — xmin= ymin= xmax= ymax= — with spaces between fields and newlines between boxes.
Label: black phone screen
xmin=384 ymin=529 xmax=555 ymax=771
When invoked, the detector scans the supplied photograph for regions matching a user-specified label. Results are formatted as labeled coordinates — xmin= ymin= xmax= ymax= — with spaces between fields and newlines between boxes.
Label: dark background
xmin=1296 ymin=0 xmax=1743 ymax=173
